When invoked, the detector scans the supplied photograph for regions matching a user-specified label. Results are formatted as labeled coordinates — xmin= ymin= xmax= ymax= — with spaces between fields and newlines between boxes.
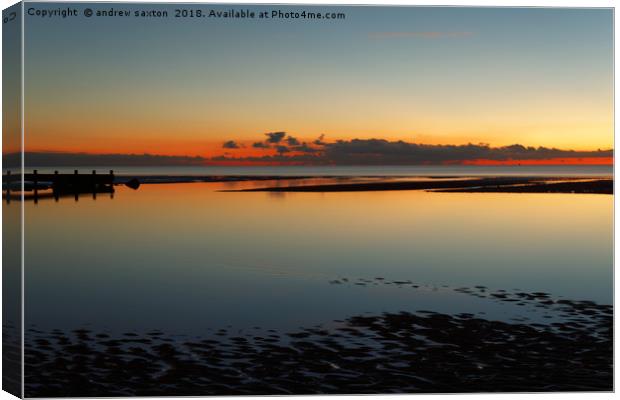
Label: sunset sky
xmin=21 ymin=5 xmax=613 ymax=165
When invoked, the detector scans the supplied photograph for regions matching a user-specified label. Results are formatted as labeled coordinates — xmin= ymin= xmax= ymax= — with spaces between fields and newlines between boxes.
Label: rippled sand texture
xmin=25 ymin=285 xmax=611 ymax=397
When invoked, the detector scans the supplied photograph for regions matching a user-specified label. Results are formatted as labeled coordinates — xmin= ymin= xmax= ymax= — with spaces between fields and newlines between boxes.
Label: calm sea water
xmin=18 ymin=175 xmax=612 ymax=335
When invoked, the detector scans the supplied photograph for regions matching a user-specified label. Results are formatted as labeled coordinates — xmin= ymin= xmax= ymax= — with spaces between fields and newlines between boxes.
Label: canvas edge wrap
xmin=2 ymin=1 xmax=24 ymax=398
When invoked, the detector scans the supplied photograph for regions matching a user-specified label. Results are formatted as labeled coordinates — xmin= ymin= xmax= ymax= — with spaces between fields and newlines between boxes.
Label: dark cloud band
xmin=12 ymin=139 xmax=612 ymax=168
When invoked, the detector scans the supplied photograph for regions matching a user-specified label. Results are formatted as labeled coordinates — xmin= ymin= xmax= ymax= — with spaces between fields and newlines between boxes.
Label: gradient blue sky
xmin=21 ymin=4 xmax=613 ymax=160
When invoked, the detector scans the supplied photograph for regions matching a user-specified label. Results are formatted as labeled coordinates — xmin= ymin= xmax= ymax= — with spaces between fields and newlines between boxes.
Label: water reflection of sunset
xmin=23 ymin=181 xmax=612 ymax=323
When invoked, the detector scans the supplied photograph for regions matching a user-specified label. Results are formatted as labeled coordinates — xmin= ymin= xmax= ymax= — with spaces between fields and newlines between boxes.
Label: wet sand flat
xmin=24 ymin=284 xmax=612 ymax=397
xmin=224 ymin=177 xmax=613 ymax=194
xmin=437 ymin=179 xmax=613 ymax=194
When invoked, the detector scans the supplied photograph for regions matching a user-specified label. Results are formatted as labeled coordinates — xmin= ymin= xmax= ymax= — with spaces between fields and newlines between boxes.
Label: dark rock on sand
xmin=124 ymin=178 xmax=141 ymax=190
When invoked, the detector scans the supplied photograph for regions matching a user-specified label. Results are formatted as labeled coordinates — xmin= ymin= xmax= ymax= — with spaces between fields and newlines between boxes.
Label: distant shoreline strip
xmin=223 ymin=177 xmax=613 ymax=195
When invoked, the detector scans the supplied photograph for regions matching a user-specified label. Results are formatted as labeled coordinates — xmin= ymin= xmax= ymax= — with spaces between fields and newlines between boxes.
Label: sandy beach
xmin=24 ymin=281 xmax=612 ymax=397
xmin=223 ymin=177 xmax=613 ymax=194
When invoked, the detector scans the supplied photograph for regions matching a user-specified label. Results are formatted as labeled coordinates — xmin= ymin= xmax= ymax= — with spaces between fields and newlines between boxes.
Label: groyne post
xmin=74 ymin=170 xmax=79 ymax=201
xmin=33 ymin=170 xmax=38 ymax=204
xmin=53 ymin=170 xmax=59 ymax=201
xmin=109 ymin=170 xmax=114 ymax=198
xmin=92 ymin=170 xmax=97 ymax=199
xmin=6 ymin=170 xmax=10 ymax=204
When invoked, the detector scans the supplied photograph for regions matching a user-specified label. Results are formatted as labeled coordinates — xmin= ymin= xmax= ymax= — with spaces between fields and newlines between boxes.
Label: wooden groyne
xmin=3 ymin=170 xmax=115 ymax=203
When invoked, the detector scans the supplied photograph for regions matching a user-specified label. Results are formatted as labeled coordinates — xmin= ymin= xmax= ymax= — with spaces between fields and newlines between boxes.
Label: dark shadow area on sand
xmin=24 ymin=284 xmax=611 ymax=397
